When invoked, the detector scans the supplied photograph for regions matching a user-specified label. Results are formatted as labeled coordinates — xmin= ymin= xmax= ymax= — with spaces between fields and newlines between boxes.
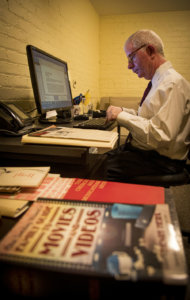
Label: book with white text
xmin=0 ymin=177 xmax=165 ymax=205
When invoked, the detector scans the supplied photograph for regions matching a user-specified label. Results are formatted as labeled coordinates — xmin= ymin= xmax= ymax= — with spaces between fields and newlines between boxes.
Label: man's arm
xmin=116 ymin=83 xmax=190 ymax=154
xmin=106 ymin=105 xmax=137 ymax=121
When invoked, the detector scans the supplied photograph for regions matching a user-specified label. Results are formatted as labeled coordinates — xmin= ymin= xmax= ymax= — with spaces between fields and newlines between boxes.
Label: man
xmin=105 ymin=29 xmax=190 ymax=182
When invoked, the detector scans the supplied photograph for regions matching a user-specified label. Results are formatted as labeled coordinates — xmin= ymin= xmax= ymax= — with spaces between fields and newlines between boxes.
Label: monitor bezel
xmin=26 ymin=45 xmax=73 ymax=116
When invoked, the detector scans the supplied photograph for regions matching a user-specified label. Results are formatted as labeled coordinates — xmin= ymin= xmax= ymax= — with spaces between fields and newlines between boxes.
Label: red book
xmin=64 ymin=178 xmax=165 ymax=205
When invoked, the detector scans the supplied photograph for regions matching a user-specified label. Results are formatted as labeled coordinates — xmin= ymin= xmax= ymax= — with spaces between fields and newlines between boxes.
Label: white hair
xmin=126 ymin=29 xmax=165 ymax=56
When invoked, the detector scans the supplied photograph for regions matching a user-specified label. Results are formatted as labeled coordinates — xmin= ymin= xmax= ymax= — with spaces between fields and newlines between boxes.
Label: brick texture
xmin=0 ymin=1 xmax=190 ymax=108
xmin=0 ymin=0 xmax=99 ymax=108
xmin=100 ymin=11 xmax=190 ymax=98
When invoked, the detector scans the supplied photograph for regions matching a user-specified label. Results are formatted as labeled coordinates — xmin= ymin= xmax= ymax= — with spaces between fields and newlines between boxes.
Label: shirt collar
xmin=152 ymin=61 xmax=173 ymax=86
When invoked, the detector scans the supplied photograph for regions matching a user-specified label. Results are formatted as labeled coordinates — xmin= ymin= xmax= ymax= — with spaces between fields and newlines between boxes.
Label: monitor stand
xmin=38 ymin=111 xmax=72 ymax=124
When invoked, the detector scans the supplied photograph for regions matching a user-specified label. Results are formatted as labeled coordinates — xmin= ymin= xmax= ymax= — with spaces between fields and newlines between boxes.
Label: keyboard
xmin=73 ymin=117 xmax=115 ymax=130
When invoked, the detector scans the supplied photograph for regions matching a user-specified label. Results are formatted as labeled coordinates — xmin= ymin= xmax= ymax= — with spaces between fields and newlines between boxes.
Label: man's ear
xmin=146 ymin=45 xmax=155 ymax=56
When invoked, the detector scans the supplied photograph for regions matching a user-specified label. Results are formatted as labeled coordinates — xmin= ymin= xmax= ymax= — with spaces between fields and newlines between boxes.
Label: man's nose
xmin=128 ymin=60 xmax=134 ymax=69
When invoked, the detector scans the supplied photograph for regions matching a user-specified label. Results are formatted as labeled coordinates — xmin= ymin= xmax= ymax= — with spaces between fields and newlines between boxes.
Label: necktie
xmin=139 ymin=81 xmax=152 ymax=106
xmin=124 ymin=81 xmax=152 ymax=146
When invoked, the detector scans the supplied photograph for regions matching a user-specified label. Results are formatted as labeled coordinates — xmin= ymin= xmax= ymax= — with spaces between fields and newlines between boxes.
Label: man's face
xmin=125 ymin=42 xmax=153 ymax=80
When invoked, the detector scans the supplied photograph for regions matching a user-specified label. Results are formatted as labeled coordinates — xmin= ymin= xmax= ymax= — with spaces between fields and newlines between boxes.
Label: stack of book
xmin=0 ymin=166 xmax=50 ymax=217
xmin=0 ymin=175 xmax=166 ymax=204
xmin=0 ymin=168 xmax=166 ymax=216
xmin=0 ymin=167 xmax=188 ymax=299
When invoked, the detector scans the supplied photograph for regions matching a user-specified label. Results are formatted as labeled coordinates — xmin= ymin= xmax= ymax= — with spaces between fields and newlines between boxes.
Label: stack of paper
xmin=21 ymin=125 xmax=118 ymax=149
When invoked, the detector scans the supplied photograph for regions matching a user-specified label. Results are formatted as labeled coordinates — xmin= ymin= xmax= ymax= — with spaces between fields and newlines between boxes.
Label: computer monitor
xmin=26 ymin=45 xmax=73 ymax=123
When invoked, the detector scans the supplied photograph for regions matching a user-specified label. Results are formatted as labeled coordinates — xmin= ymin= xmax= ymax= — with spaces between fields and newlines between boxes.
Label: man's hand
xmin=106 ymin=105 xmax=122 ymax=121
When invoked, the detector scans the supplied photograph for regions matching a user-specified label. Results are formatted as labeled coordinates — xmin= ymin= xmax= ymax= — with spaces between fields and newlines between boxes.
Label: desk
xmin=0 ymin=119 xmax=119 ymax=179
xmin=0 ymin=135 xmax=108 ymax=179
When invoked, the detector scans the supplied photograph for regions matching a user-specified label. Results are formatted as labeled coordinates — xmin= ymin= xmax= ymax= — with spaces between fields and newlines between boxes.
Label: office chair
xmin=118 ymin=129 xmax=190 ymax=188
xmin=127 ymin=150 xmax=190 ymax=188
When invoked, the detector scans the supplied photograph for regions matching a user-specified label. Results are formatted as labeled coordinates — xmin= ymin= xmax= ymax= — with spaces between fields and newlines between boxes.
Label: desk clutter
xmin=0 ymin=166 xmax=188 ymax=298
xmin=0 ymin=167 xmax=165 ymax=217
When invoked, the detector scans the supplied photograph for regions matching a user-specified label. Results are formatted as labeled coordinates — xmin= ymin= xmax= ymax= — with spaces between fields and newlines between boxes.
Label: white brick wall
xmin=0 ymin=1 xmax=190 ymax=108
xmin=0 ymin=0 xmax=100 ymax=108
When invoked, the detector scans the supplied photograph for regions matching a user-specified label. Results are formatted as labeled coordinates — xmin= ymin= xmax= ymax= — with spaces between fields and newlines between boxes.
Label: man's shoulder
xmin=158 ymin=63 xmax=189 ymax=87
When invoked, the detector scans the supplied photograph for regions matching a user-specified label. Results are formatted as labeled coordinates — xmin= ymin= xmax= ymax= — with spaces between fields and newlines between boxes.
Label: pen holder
xmin=83 ymin=102 xmax=93 ymax=119
xmin=71 ymin=105 xmax=81 ymax=119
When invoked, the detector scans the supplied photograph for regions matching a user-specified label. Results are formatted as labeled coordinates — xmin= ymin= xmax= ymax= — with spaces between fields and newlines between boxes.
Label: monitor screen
xmin=26 ymin=45 xmax=73 ymax=119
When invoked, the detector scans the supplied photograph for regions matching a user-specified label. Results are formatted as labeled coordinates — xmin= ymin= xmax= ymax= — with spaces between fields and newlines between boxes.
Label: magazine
xmin=0 ymin=199 xmax=187 ymax=285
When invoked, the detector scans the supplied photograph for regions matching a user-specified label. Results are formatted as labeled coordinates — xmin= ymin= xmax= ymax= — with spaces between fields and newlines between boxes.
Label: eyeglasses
xmin=128 ymin=44 xmax=147 ymax=64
